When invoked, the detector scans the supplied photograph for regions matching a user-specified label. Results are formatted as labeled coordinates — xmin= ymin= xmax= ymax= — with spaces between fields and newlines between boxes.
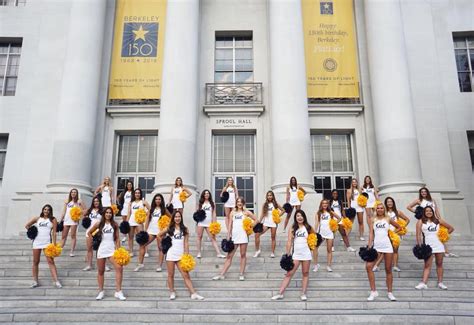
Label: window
xmin=215 ymin=33 xmax=253 ymax=83
xmin=453 ymin=35 xmax=474 ymax=92
xmin=0 ymin=41 xmax=22 ymax=96
xmin=0 ymin=135 xmax=8 ymax=180
xmin=468 ymin=131 xmax=474 ymax=171
xmin=0 ymin=0 xmax=26 ymax=6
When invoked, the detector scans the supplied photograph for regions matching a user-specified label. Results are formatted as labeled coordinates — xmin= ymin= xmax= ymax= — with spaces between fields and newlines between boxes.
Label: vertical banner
xmin=108 ymin=0 xmax=167 ymax=100
xmin=302 ymin=0 xmax=359 ymax=98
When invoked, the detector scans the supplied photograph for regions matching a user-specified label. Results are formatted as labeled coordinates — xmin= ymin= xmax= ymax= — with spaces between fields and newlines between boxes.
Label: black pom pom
xmin=413 ymin=244 xmax=432 ymax=260
xmin=220 ymin=191 xmax=229 ymax=203
xmin=166 ymin=204 xmax=174 ymax=214
xmin=221 ymin=238 xmax=235 ymax=253
xmin=414 ymin=206 xmax=424 ymax=220
xmin=345 ymin=207 xmax=356 ymax=219
xmin=316 ymin=233 xmax=323 ymax=248
xmin=283 ymin=203 xmax=292 ymax=214
xmin=280 ymin=254 xmax=294 ymax=271
xmin=119 ymin=221 xmax=130 ymax=234
xmin=253 ymin=223 xmax=264 ymax=233
xmin=27 ymin=226 xmax=38 ymax=240
xmin=161 ymin=236 xmax=172 ymax=254
xmin=96 ymin=193 xmax=102 ymax=201
xmin=81 ymin=217 xmax=91 ymax=229
xmin=359 ymin=246 xmax=378 ymax=262
xmin=135 ymin=231 xmax=149 ymax=246
xmin=361 ymin=192 xmax=369 ymax=199
xmin=56 ymin=221 xmax=64 ymax=233
xmin=92 ymin=233 xmax=101 ymax=251
xmin=193 ymin=209 xmax=206 ymax=223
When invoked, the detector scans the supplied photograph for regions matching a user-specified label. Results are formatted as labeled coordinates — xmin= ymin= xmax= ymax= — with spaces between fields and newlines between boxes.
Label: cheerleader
xmin=127 ymin=188 xmax=151 ymax=256
xmin=415 ymin=206 xmax=454 ymax=290
xmin=330 ymin=190 xmax=355 ymax=252
xmin=284 ymin=176 xmax=306 ymax=232
xmin=254 ymin=191 xmax=284 ymax=258
xmin=212 ymin=197 xmax=257 ymax=281
xmin=59 ymin=188 xmax=85 ymax=257
xmin=362 ymin=176 xmax=379 ymax=223
xmin=25 ymin=205 xmax=62 ymax=288
xmin=158 ymin=211 xmax=204 ymax=300
xmin=94 ymin=176 xmax=115 ymax=208
xmin=271 ymin=210 xmax=314 ymax=301
xmin=373 ymin=197 xmax=410 ymax=272
xmin=86 ymin=207 xmax=126 ymax=301
xmin=117 ymin=180 xmax=134 ymax=243
xmin=347 ymin=178 xmax=365 ymax=240
xmin=365 ymin=203 xmax=402 ymax=301
xmin=169 ymin=177 xmax=192 ymax=214
xmin=196 ymin=190 xmax=225 ymax=259
xmin=134 ymin=193 xmax=171 ymax=272
xmin=83 ymin=196 xmax=103 ymax=271
xmin=221 ymin=177 xmax=239 ymax=231
xmin=312 ymin=199 xmax=340 ymax=272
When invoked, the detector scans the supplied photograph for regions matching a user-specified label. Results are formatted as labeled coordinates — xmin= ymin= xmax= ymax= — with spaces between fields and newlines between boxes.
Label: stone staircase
xmin=0 ymin=229 xmax=473 ymax=324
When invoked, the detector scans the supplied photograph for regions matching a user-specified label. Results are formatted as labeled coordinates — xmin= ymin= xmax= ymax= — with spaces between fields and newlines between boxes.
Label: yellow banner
xmin=302 ymin=0 xmax=359 ymax=98
xmin=108 ymin=0 xmax=166 ymax=100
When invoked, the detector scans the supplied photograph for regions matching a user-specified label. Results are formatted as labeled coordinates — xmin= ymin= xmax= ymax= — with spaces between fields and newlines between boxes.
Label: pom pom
xmin=358 ymin=246 xmax=378 ymax=262
xmin=161 ymin=236 xmax=172 ymax=254
xmin=341 ymin=217 xmax=353 ymax=231
xmin=307 ymin=233 xmax=317 ymax=250
xmin=92 ymin=233 xmax=101 ymax=251
xmin=193 ymin=209 xmax=206 ymax=223
xmin=357 ymin=195 xmax=368 ymax=208
xmin=253 ymin=223 xmax=264 ymax=233
xmin=209 ymin=222 xmax=221 ymax=235
xmin=134 ymin=208 xmax=147 ymax=224
xmin=329 ymin=218 xmax=339 ymax=232
xmin=158 ymin=215 xmax=171 ymax=230
xmin=221 ymin=238 xmax=235 ymax=253
xmin=135 ymin=231 xmax=149 ymax=246
xmin=70 ymin=206 xmax=82 ymax=222
xmin=111 ymin=204 xmax=119 ymax=216
xmin=388 ymin=230 xmax=400 ymax=249
xmin=179 ymin=191 xmax=188 ymax=203
xmin=272 ymin=209 xmax=281 ymax=224
xmin=113 ymin=247 xmax=131 ymax=266
xmin=56 ymin=220 xmax=64 ymax=233
xmin=242 ymin=218 xmax=253 ymax=235
xmin=413 ymin=244 xmax=432 ymax=260
xmin=414 ymin=206 xmax=424 ymax=220
xmin=316 ymin=233 xmax=323 ymax=247
xmin=283 ymin=203 xmax=292 ymax=214
xmin=437 ymin=226 xmax=450 ymax=243
xmin=44 ymin=243 xmax=62 ymax=258
xmin=220 ymin=191 xmax=229 ymax=203
xmin=166 ymin=204 xmax=174 ymax=214
xmin=81 ymin=217 xmax=91 ymax=229
xmin=396 ymin=219 xmax=408 ymax=236
xmin=345 ymin=207 xmax=356 ymax=219
xmin=297 ymin=189 xmax=305 ymax=202
xmin=280 ymin=254 xmax=294 ymax=271
xmin=119 ymin=221 xmax=130 ymax=234
xmin=27 ymin=225 xmax=38 ymax=240
xmin=179 ymin=253 xmax=196 ymax=272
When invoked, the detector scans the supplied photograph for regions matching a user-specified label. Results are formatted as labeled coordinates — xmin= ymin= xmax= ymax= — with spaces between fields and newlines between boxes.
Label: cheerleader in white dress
xmin=330 ymin=190 xmax=356 ymax=252
xmin=415 ymin=206 xmax=454 ymax=291
xmin=365 ymin=203 xmax=402 ymax=302
xmin=196 ymin=190 xmax=225 ymax=259
xmin=169 ymin=177 xmax=192 ymax=214
xmin=272 ymin=210 xmax=314 ymax=301
xmin=87 ymin=207 xmax=126 ymax=301
xmin=118 ymin=180 xmax=134 ymax=243
xmin=25 ymin=204 xmax=61 ymax=289
xmin=127 ymin=188 xmax=151 ymax=257
xmin=347 ymin=178 xmax=365 ymax=240
xmin=284 ymin=176 xmax=306 ymax=232
xmin=221 ymin=177 xmax=239 ymax=232
xmin=83 ymin=197 xmax=103 ymax=271
xmin=212 ymin=197 xmax=256 ymax=281
xmin=134 ymin=193 xmax=172 ymax=272
xmin=59 ymin=188 xmax=85 ymax=257
xmin=94 ymin=176 xmax=115 ymax=208
xmin=313 ymin=199 xmax=340 ymax=273
xmin=157 ymin=211 xmax=204 ymax=300
xmin=362 ymin=175 xmax=379 ymax=224
xmin=254 ymin=191 xmax=284 ymax=258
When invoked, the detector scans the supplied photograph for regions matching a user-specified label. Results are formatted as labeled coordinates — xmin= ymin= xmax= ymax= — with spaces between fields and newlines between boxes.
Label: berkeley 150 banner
xmin=108 ymin=0 xmax=166 ymax=100
xmin=302 ymin=0 xmax=359 ymax=98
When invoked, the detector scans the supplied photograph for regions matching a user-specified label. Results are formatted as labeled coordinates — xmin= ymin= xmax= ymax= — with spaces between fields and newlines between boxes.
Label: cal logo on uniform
xmin=121 ymin=23 xmax=158 ymax=57
xmin=320 ymin=1 xmax=333 ymax=15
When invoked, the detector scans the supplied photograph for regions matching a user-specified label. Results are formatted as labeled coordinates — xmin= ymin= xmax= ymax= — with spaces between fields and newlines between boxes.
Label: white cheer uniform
xmin=86 ymin=209 xmax=102 ymax=235
xmin=292 ymin=226 xmax=312 ymax=261
xmin=32 ymin=217 xmax=53 ymax=249
xmin=289 ymin=187 xmax=301 ymax=206
xmin=262 ymin=203 xmax=277 ymax=228
xmin=147 ymin=208 xmax=161 ymax=236
xmin=166 ymin=229 xmax=185 ymax=262
xmin=422 ymin=221 xmax=445 ymax=253
xmin=388 ymin=211 xmax=397 ymax=232
xmin=373 ymin=217 xmax=393 ymax=253
xmin=101 ymin=186 xmax=112 ymax=208
xmin=331 ymin=200 xmax=343 ymax=224
xmin=224 ymin=187 xmax=236 ymax=208
xmin=420 ymin=199 xmax=436 ymax=212
xmin=64 ymin=201 xmax=79 ymax=226
xmin=231 ymin=211 xmax=248 ymax=244
xmin=198 ymin=202 xmax=212 ymax=228
xmin=319 ymin=212 xmax=334 ymax=240
xmin=350 ymin=189 xmax=364 ymax=213
xmin=120 ymin=191 xmax=132 ymax=216
xmin=97 ymin=223 xmax=115 ymax=259
xmin=171 ymin=187 xmax=184 ymax=209
xmin=363 ymin=187 xmax=376 ymax=209
xmin=129 ymin=200 xmax=145 ymax=227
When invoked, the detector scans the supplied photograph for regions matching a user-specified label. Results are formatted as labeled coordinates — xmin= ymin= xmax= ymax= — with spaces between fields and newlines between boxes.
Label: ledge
xmin=203 ymin=104 xmax=265 ymax=117
xmin=308 ymin=104 xmax=364 ymax=116
xmin=106 ymin=105 xmax=160 ymax=117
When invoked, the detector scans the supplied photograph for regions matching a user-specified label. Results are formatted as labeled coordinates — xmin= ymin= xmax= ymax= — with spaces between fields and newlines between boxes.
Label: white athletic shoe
xmin=372 ymin=266 xmax=379 ymax=272
xmin=347 ymin=247 xmax=356 ymax=252
xmin=217 ymin=254 xmax=226 ymax=258
xmin=271 ymin=294 xmax=284 ymax=300
xmin=360 ymin=237 xmax=365 ymax=241
xmin=387 ymin=292 xmax=397 ymax=301
xmin=30 ymin=281 xmax=38 ymax=288
xmin=196 ymin=252 xmax=201 ymax=259
xmin=114 ymin=291 xmax=126 ymax=301
xmin=55 ymin=281 xmax=62 ymax=289
xmin=69 ymin=252 xmax=75 ymax=257
xmin=144 ymin=253 xmax=149 ymax=258
xmin=169 ymin=292 xmax=176 ymax=300
xmin=134 ymin=264 xmax=144 ymax=272
xmin=156 ymin=267 xmax=162 ymax=272
xmin=212 ymin=275 xmax=225 ymax=281
xmin=270 ymin=253 xmax=275 ymax=258
xmin=312 ymin=264 xmax=320 ymax=272
xmin=438 ymin=282 xmax=448 ymax=290
xmin=121 ymin=237 xmax=127 ymax=243
xmin=393 ymin=266 xmax=401 ymax=272
xmin=191 ymin=293 xmax=205 ymax=300
xmin=367 ymin=291 xmax=379 ymax=301
xmin=253 ymin=250 xmax=261 ymax=258
xmin=82 ymin=265 xmax=92 ymax=271
xmin=300 ymin=294 xmax=307 ymax=301
xmin=105 ymin=265 xmax=111 ymax=272
xmin=415 ymin=282 xmax=428 ymax=290
xmin=445 ymin=253 xmax=459 ymax=258
xmin=340 ymin=238 xmax=344 ymax=241
xmin=95 ymin=291 xmax=105 ymax=300
xmin=326 ymin=266 xmax=333 ymax=272
xmin=130 ymin=252 xmax=134 ymax=257
xmin=239 ymin=274 xmax=245 ymax=281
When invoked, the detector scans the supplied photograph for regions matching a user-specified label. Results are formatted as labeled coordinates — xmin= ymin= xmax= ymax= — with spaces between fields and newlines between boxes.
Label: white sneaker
xmin=347 ymin=247 xmax=356 ymax=252
xmin=438 ymin=282 xmax=448 ymax=290
xmin=270 ymin=253 xmax=275 ymax=258
xmin=212 ymin=275 xmax=225 ymax=281
xmin=326 ymin=266 xmax=333 ymax=272
xmin=360 ymin=237 xmax=365 ymax=241
xmin=217 ymin=254 xmax=226 ymax=258
xmin=30 ymin=281 xmax=38 ymax=288
xmin=331 ymin=247 xmax=335 ymax=252
xmin=114 ymin=291 xmax=126 ymax=301
xmin=415 ymin=282 xmax=428 ymax=290
xmin=340 ymin=238 xmax=344 ymax=241
xmin=134 ymin=264 xmax=144 ymax=272
xmin=130 ymin=252 xmax=134 ymax=257
xmin=387 ymin=292 xmax=397 ymax=301
xmin=69 ymin=252 xmax=75 ymax=257
xmin=393 ymin=266 xmax=401 ymax=272
xmin=271 ymin=294 xmax=284 ymax=300
xmin=312 ymin=264 xmax=320 ymax=272
xmin=144 ymin=253 xmax=149 ymax=258
xmin=253 ymin=250 xmax=261 ymax=258
xmin=191 ymin=293 xmax=205 ymax=300
xmin=121 ymin=237 xmax=127 ymax=243
xmin=105 ymin=265 xmax=111 ymax=272
xmin=372 ymin=266 xmax=379 ymax=272
xmin=446 ymin=253 xmax=459 ymax=258
xmin=239 ymin=274 xmax=245 ymax=281
xmin=169 ymin=292 xmax=176 ymax=300
xmin=367 ymin=291 xmax=379 ymax=301
xmin=95 ymin=291 xmax=105 ymax=300
xmin=55 ymin=281 xmax=62 ymax=289
xmin=197 ymin=252 xmax=201 ymax=259
xmin=300 ymin=294 xmax=307 ymax=301
xmin=156 ymin=267 xmax=162 ymax=272
xmin=83 ymin=265 xmax=92 ymax=271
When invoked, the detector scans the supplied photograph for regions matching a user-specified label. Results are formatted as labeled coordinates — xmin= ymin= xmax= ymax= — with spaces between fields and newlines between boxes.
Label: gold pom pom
xmin=178 ymin=253 xmax=196 ymax=272
xmin=307 ymin=233 xmax=317 ymax=250
xmin=44 ymin=243 xmax=62 ymax=258
xmin=158 ymin=215 xmax=171 ymax=230
xmin=209 ymin=221 xmax=221 ymax=235
xmin=396 ymin=218 xmax=408 ymax=236
xmin=341 ymin=217 xmax=353 ymax=231
xmin=388 ymin=230 xmax=400 ymax=249
xmin=70 ymin=206 xmax=82 ymax=222
xmin=357 ymin=195 xmax=368 ymax=208
xmin=297 ymin=190 xmax=305 ymax=202
xmin=272 ymin=209 xmax=281 ymax=224
xmin=179 ymin=191 xmax=188 ymax=203
xmin=437 ymin=226 xmax=450 ymax=243
xmin=111 ymin=204 xmax=119 ymax=216
xmin=329 ymin=218 xmax=339 ymax=232
xmin=113 ymin=247 xmax=131 ymax=266
xmin=134 ymin=209 xmax=147 ymax=224
xmin=242 ymin=217 xmax=253 ymax=235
